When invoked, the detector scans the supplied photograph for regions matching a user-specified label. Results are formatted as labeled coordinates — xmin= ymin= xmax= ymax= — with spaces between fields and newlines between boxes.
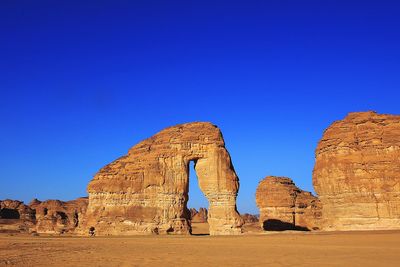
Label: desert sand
xmin=1 ymin=223 xmax=400 ymax=267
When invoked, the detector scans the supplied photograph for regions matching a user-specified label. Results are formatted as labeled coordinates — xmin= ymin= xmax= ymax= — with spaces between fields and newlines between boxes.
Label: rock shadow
xmin=262 ymin=219 xmax=310 ymax=231
xmin=0 ymin=208 xmax=20 ymax=219
xmin=191 ymin=233 xmax=210 ymax=236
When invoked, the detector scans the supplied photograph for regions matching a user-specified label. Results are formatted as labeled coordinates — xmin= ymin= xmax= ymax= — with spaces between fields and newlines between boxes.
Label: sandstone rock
xmin=256 ymin=176 xmax=322 ymax=231
xmin=241 ymin=213 xmax=259 ymax=224
xmin=28 ymin=198 xmax=42 ymax=209
xmin=30 ymin=198 xmax=88 ymax=234
xmin=0 ymin=199 xmax=36 ymax=233
xmin=0 ymin=199 xmax=35 ymax=221
xmin=83 ymin=122 xmax=243 ymax=235
xmin=189 ymin=208 xmax=198 ymax=219
xmin=313 ymin=111 xmax=400 ymax=230
xmin=190 ymin=208 xmax=208 ymax=223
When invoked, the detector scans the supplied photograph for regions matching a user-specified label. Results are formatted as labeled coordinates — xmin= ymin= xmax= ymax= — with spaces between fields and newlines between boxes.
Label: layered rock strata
xmin=84 ymin=122 xmax=243 ymax=235
xmin=313 ymin=111 xmax=400 ymax=230
xmin=256 ymin=176 xmax=322 ymax=231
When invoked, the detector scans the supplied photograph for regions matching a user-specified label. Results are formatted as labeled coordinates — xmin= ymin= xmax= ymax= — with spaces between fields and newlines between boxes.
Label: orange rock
xmin=0 ymin=199 xmax=35 ymax=221
xmin=83 ymin=122 xmax=243 ymax=235
xmin=190 ymin=208 xmax=208 ymax=223
xmin=313 ymin=111 xmax=400 ymax=230
xmin=0 ymin=199 xmax=36 ymax=233
xmin=256 ymin=176 xmax=321 ymax=231
xmin=30 ymin=198 xmax=88 ymax=234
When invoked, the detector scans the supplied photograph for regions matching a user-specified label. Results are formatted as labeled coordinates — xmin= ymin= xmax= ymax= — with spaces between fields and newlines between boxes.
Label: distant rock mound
xmin=190 ymin=208 xmax=208 ymax=223
xmin=313 ymin=111 xmax=400 ymax=230
xmin=84 ymin=122 xmax=243 ymax=235
xmin=0 ymin=197 xmax=88 ymax=234
xmin=0 ymin=199 xmax=36 ymax=221
xmin=0 ymin=199 xmax=36 ymax=233
xmin=30 ymin=198 xmax=88 ymax=234
xmin=240 ymin=213 xmax=259 ymax=224
xmin=256 ymin=176 xmax=322 ymax=231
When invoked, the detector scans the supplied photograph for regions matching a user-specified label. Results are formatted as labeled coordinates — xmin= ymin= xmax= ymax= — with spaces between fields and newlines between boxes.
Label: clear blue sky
xmin=1 ymin=1 xmax=399 ymax=214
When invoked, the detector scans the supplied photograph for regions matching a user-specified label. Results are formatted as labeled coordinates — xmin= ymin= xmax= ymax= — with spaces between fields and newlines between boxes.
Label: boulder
xmin=313 ymin=111 xmax=400 ymax=230
xmin=256 ymin=176 xmax=321 ymax=231
xmin=83 ymin=122 xmax=243 ymax=235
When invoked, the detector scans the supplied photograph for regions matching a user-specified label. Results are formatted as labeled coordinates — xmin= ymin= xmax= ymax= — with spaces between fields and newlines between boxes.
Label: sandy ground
xmin=1 ymin=223 xmax=400 ymax=267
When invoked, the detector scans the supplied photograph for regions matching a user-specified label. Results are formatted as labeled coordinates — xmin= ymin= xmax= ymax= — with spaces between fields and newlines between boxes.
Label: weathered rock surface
xmin=0 ymin=198 xmax=88 ymax=234
xmin=313 ymin=111 xmax=400 ymax=230
xmin=0 ymin=199 xmax=36 ymax=221
xmin=29 ymin=198 xmax=88 ymax=234
xmin=84 ymin=122 xmax=243 ymax=235
xmin=0 ymin=200 xmax=36 ymax=233
xmin=256 ymin=176 xmax=322 ymax=231
xmin=190 ymin=208 xmax=208 ymax=223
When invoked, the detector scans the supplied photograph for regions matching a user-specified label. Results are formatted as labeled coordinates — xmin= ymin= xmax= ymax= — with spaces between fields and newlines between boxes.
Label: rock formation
xmin=0 ymin=199 xmax=36 ymax=221
xmin=240 ymin=213 xmax=259 ymax=224
xmin=0 ymin=200 xmax=36 ymax=233
xmin=0 ymin=198 xmax=88 ymax=234
xmin=190 ymin=208 xmax=208 ymax=223
xmin=84 ymin=122 xmax=243 ymax=235
xmin=256 ymin=176 xmax=322 ymax=231
xmin=313 ymin=111 xmax=400 ymax=230
xmin=30 ymin=198 xmax=88 ymax=234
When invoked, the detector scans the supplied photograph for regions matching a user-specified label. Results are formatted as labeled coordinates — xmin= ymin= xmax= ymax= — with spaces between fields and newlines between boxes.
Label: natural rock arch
xmin=83 ymin=122 xmax=243 ymax=235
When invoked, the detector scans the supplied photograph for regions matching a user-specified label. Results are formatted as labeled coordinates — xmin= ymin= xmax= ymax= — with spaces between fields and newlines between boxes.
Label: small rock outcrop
xmin=0 ymin=200 xmax=36 ymax=233
xmin=84 ymin=122 xmax=243 ymax=235
xmin=0 ymin=197 xmax=88 ymax=234
xmin=241 ymin=213 xmax=259 ymax=224
xmin=313 ymin=111 xmax=400 ymax=230
xmin=29 ymin=198 xmax=88 ymax=234
xmin=256 ymin=176 xmax=322 ymax=231
xmin=190 ymin=208 xmax=208 ymax=223
xmin=0 ymin=199 xmax=36 ymax=221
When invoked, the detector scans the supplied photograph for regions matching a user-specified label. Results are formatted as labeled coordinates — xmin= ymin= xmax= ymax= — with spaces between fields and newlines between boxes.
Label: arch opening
xmin=186 ymin=160 xmax=209 ymax=235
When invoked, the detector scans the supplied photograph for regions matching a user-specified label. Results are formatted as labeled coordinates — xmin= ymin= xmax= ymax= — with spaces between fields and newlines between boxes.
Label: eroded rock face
xmin=84 ymin=122 xmax=243 ymax=235
xmin=256 ymin=176 xmax=321 ymax=231
xmin=313 ymin=111 xmax=400 ymax=230
xmin=0 ymin=200 xmax=36 ymax=233
xmin=190 ymin=208 xmax=208 ymax=223
xmin=0 ymin=200 xmax=35 ymax=221
xmin=30 ymin=198 xmax=88 ymax=234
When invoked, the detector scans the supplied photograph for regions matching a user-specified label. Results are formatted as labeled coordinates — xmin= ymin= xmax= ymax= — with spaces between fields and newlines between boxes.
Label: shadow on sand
xmin=262 ymin=219 xmax=310 ymax=231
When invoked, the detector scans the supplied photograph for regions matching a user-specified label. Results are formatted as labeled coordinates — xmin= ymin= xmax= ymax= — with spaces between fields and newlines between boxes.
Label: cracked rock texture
xmin=313 ymin=111 xmax=400 ymax=230
xmin=83 ymin=122 xmax=243 ymax=235
xmin=256 ymin=176 xmax=322 ymax=231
